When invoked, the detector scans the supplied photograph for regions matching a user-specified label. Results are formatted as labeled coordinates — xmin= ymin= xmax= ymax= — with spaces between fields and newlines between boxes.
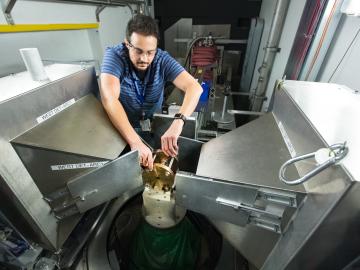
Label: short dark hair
xmin=126 ymin=15 xmax=159 ymax=42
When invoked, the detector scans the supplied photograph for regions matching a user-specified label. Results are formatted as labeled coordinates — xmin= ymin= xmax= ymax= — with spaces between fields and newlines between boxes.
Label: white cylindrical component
xmin=142 ymin=186 xmax=186 ymax=229
xmin=19 ymin=48 xmax=49 ymax=81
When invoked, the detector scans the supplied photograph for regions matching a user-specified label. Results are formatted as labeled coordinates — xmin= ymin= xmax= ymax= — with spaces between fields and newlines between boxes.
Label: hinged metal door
xmin=48 ymin=150 xmax=142 ymax=219
xmin=175 ymin=172 xmax=305 ymax=233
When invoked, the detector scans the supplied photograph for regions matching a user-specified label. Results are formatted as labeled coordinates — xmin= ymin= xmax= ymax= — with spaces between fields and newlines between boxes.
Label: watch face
xmin=174 ymin=113 xmax=186 ymax=122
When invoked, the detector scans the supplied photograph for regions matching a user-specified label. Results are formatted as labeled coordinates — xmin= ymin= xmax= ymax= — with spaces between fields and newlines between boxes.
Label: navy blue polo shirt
xmin=101 ymin=43 xmax=184 ymax=128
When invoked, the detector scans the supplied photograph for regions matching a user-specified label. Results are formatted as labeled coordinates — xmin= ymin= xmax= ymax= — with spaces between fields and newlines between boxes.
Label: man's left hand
xmin=161 ymin=119 xmax=184 ymax=157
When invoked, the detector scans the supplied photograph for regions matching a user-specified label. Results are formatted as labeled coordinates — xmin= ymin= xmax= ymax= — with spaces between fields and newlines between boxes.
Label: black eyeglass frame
xmin=127 ymin=41 xmax=157 ymax=58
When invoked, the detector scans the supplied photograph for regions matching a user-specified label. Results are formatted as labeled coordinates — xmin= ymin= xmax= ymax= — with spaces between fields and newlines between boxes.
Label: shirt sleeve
xmin=101 ymin=47 xmax=124 ymax=78
xmin=162 ymin=52 xmax=185 ymax=82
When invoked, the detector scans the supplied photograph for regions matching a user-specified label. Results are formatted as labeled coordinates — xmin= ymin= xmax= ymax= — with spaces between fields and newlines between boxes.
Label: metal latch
xmin=216 ymin=197 xmax=284 ymax=233
xmin=216 ymin=197 xmax=283 ymax=218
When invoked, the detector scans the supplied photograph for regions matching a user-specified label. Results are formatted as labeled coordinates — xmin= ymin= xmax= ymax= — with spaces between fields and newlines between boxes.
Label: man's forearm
xmin=102 ymin=99 xmax=141 ymax=145
xmin=179 ymin=83 xmax=203 ymax=116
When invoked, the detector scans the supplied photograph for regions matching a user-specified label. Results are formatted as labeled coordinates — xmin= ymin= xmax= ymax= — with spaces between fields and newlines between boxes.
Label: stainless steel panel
xmin=177 ymin=136 xmax=203 ymax=174
xmin=0 ymin=64 xmax=90 ymax=103
xmin=175 ymin=171 xmax=303 ymax=234
xmin=164 ymin=18 xmax=192 ymax=59
xmin=282 ymin=80 xmax=360 ymax=182
xmin=176 ymin=172 xmax=257 ymax=227
xmin=67 ymin=151 xmax=142 ymax=213
xmin=12 ymin=95 xmax=126 ymax=160
xmin=12 ymin=145 xmax=105 ymax=195
xmin=152 ymin=113 xmax=197 ymax=143
xmin=210 ymin=219 xmax=279 ymax=269
xmin=57 ymin=214 xmax=83 ymax=251
xmin=284 ymin=182 xmax=360 ymax=270
xmin=0 ymin=67 xmax=97 ymax=141
xmin=260 ymin=83 xmax=354 ymax=269
xmin=0 ymin=66 xmax=99 ymax=250
xmin=197 ymin=113 xmax=305 ymax=193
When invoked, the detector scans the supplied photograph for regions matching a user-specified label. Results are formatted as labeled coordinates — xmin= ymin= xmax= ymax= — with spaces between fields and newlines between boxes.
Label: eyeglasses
xmin=127 ymin=41 xmax=157 ymax=58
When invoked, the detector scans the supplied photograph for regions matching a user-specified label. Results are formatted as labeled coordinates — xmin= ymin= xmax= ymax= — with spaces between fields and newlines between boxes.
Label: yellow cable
xmin=0 ymin=23 xmax=99 ymax=33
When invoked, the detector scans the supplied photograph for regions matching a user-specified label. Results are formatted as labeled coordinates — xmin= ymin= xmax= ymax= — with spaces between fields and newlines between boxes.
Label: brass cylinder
xmin=142 ymin=150 xmax=178 ymax=191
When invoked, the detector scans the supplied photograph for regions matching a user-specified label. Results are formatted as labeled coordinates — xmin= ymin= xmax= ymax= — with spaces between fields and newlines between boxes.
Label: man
xmin=100 ymin=15 xmax=202 ymax=170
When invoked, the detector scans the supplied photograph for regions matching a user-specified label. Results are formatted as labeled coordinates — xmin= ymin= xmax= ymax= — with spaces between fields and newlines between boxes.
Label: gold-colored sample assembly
xmin=142 ymin=150 xmax=178 ymax=191
xmin=141 ymin=150 xmax=186 ymax=229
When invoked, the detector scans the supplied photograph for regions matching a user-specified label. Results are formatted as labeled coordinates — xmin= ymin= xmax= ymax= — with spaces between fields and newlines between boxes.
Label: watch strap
xmin=174 ymin=113 xmax=186 ymax=124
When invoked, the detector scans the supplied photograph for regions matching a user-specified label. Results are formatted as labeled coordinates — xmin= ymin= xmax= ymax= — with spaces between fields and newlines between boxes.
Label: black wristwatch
xmin=174 ymin=113 xmax=186 ymax=125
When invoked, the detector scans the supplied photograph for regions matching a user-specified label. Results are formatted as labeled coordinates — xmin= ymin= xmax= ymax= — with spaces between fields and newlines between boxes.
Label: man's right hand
xmin=129 ymin=140 xmax=154 ymax=170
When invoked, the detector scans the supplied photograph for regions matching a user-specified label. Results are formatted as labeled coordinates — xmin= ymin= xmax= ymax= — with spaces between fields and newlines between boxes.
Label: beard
xmin=137 ymin=61 xmax=149 ymax=66
xmin=136 ymin=62 xmax=149 ymax=70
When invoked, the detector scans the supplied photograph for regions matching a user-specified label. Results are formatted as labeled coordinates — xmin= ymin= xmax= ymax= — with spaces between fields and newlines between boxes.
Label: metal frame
xmin=0 ymin=66 xmax=98 ymax=250
xmin=25 ymin=0 xmax=143 ymax=6
xmin=2 ymin=0 xmax=145 ymax=26
xmin=1 ymin=0 xmax=16 ymax=24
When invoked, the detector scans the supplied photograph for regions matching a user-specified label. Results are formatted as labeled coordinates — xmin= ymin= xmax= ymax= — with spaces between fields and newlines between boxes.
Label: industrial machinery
xmin=1 ymin=64 xmax=359 ymax=270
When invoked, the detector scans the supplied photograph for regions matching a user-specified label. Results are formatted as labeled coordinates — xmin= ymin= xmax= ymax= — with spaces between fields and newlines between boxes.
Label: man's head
xmin=125 ymin=15 xmax=159 ymax=71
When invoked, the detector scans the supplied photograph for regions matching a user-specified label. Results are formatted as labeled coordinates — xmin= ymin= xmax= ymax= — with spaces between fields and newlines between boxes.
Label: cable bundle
xmin=191 ymin=46 xmax=218 ymax=81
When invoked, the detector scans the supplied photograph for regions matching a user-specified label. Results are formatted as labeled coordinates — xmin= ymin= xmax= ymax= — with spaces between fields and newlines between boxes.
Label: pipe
xmin=23 ymin=0 xmax=143 ymax=7
xmin=126 ymin=3 xmax=135 ymax=17
xmin=214 ymin=39 xmax=248 ymax=44
xmin=251 ymin=0 xmax=290 ymax=112
xmin=95 ymin=5 xmax=106 ymax=22
xmin=143 ymin=0 xmax=150 ymax=16
xmin=96 ymin=3 xmax=135 ymax=21
xmin=227 ymin=110 xmax=265 ymax=116
xmin=4 ymin=0 xmax=16 ymax=13
xmin=2 ymin=0 xmax=17 ymax=24
xmin=25 ymin=0 xmax=141 ymax=23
